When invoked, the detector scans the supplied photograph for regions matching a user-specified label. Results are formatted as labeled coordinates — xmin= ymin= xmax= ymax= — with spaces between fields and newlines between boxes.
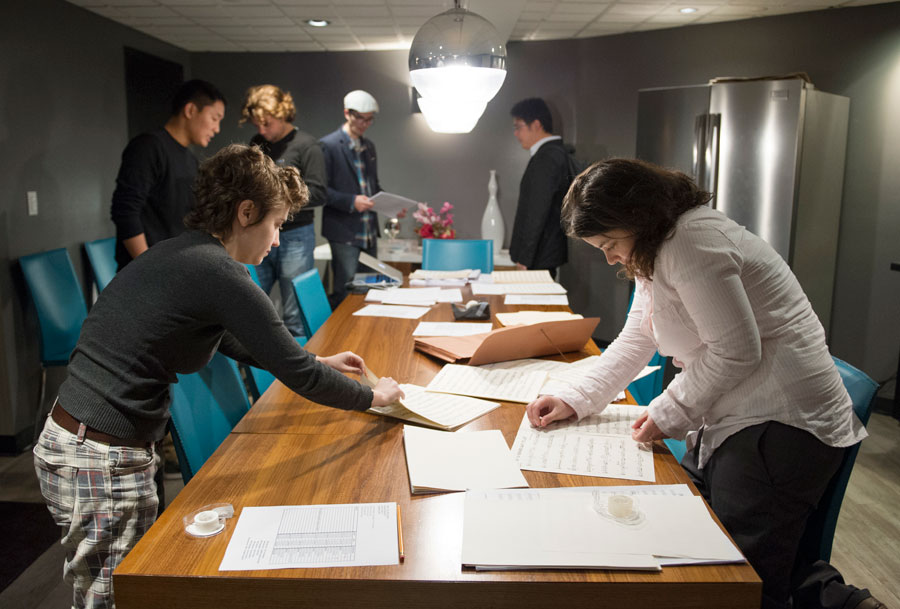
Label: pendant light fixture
xmin=408 ymin=1 xmax=507 ymax=134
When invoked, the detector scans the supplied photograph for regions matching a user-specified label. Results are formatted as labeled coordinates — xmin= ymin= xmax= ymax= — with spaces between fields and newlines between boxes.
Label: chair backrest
xmin=292 ymin=268 xmax=332 ymax=338
xmin=242 ymin=336 xmax=306 ymax=402
xmin=169 ymin=353 xmax=252 ymax=483
xmin=244 ymin=264 xmax=263 ymax=289
xmin=421 ymin=239 xmax=493 ymax=273
xmin=802 ymin=356 xmax=878 ymax=562
xmin=84 ymin=237 xmax=117 ymax=292
xmin=19 ymin=248 xmax=88 ymax=365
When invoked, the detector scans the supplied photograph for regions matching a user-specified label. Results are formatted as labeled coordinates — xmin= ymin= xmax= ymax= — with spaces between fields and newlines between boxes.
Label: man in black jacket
xmin=509 ymin=98 xmax=573 ymax=279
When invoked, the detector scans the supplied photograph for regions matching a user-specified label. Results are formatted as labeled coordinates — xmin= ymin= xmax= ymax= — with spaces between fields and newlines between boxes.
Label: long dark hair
xmin=562 ymin=158 xmax=712 ymax=279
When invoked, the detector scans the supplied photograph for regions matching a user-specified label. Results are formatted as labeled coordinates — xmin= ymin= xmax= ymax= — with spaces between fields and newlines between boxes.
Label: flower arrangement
xmin=412 ymin=201 xmax=456 ymax=239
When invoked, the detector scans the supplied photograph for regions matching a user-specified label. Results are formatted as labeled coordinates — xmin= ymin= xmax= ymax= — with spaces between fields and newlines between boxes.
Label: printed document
xmin=353 ymin=304 xmax=431 ymax=319
xmin=425 ymin=364 xmax=547 ymax=403
xmin=495 ymin=311 xmax=583 ymax=326
xmin=487 ymin=270 xmax=555 ymax=284
xmin=219 ymin=503 xmax=399 ymax=571
xmin=370 ymin=191 xmax=417 ymax=218
xmin=412 ymin=322 xmax=493 ymax=337
xmin=511 ymin=412 xmax=655 ymax=481
xmin=472 ymin=283 xmax=567 ymax=295
xmin=504 ymin=294 xmax=569 ymax=306
xmin=403 ymin=425 xmax=528 ymax=494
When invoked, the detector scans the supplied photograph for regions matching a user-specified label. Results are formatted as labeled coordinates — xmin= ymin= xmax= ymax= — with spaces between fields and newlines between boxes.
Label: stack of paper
xmin=412 ymin=322 xmax=493 ymax=337
xmin=353 ymin=304 xmax=431 ymax=319
xmin=425 ymin=364 xmax=547 ymax=404
xmin=510 ymin=409 xmax=656 ymax=482
xmin=495 ymin=311 xmax=583 ymax=326
xmin=409 ymin=269 xmax=479 ymax=280
xmin=403 ymin=425 xmax=528 ymax=494
xmin=487 ymin=270 xmax=555 ymax=284
xmin=461 ymin=485 xmax=744 ymax=570
xmin=471 ymin=283 xmax=567 ymax=295
xmin=504 ymin=294 xmax=569 ymax=306
xmin=365 ymin=287 xmax=463 ymax=305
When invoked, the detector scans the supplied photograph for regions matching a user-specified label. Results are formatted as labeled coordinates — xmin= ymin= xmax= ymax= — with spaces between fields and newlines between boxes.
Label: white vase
xmin=481 ymin=169 xmax=504 ymax=257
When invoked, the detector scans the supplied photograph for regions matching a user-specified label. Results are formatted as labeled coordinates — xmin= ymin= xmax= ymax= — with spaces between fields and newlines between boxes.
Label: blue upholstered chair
xmin=19 ymin=248 xmax=88 ymax=440
xmin=801 ymin=357 xmax=878 ymax=562
xmin=83 ymin=237 xmax=117 ymax=292
xmin=292 ymin=268 xmax=332 ymax=339
xmin=244 ymin=264 xmax=263 ymax=289
xmin=626 ymin=287 xmax=667 ymax=406
xmin=169 ymin=353 xmax=252 ymax=483
xmin=421 ymin=239 xmax=493 ymax=273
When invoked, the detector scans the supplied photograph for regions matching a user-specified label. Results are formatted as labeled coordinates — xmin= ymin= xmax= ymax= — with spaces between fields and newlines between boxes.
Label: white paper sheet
xmin=352 ymin=304 xmax=431 ymax=319
xmin=511 ymin=413 xmax=655 ymax=482
xmin=504 ymin=294 xmax=570 ymax=305
xmin=219 ymin=503 xmax=399 ymax=571
xmin=495 ymin=311 xmax=583 ymax=326
xmin=426 ymin=364 xmax=547 ymax=403
xmin=412 ymin=322 xmax=493 ymax=337
xmin=396 ymin=384 xmax=500 ymax=428
xmin=472 ymin=283 xmax=567 ymax=295
xmin=403 ymin=425 xmax=528 ymax=493
xmin=370 ymin=191 xmax=418 ymax=218
xmin=409 ymin=269 xmax=475 ymax=280
xmin=488 ymin=270 xmax=555 ymax=284
xmin=365 ymin=287 xmax=462 ymax=305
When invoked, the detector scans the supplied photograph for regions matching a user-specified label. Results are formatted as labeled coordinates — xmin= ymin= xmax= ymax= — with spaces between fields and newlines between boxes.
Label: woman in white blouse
xmin=525 ymin=159 xmax=879 ymax=609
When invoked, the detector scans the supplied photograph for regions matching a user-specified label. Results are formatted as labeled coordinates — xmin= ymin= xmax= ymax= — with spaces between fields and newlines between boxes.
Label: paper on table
xmin=472 ymin=283 xmax=567 ymax=295
xmin=536 ymin=404 xmax=650 ymax=437
xmin=365 ymin=287 xmax=462 ymax=305
xmin=370 ymin=191 xmax=417 ymax=218
xmin=412 ymin=322 xmax=493 ymax=337
xmin=353 ymin=304 xmax=431 ymax=319
xmin=495 ymin=311 xmax=583 ymax=326
xmin=511 ymin=413 xmax=655 ymax=481
xmin=219 ymin=503 xmax=399 ymax=571
xmin=504 ymin=294 xmax=569 ymax=306
xmin=426 ymin=364 xmax=547 ymax=403
xmin=409 ymin=269 xmax=475 ymax=280
xmin=403 ymin=425 xmax=528 ymax=494
xmin=488 ymin=270 xmax=555 ymax=284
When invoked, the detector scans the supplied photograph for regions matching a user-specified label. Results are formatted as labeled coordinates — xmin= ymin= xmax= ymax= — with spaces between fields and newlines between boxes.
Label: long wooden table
xmin=114 ymin=290 xmax=761 ymax=609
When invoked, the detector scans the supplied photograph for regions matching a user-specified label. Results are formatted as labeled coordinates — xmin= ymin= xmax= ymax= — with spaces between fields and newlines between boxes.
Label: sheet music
xmin=403 ymin=425 xmax=528 ymax=493
xmin=504 ymin=294 xmax=570 ymax=305
xmin=472 ymin=283 xmax=567 ymax=295
xmin=399 ymin=384 xmax=500 ymax=428
xmin=219 ymin=503 xmax=399 ymax=571
xmin=537 ymin=404 xmax=650 ymax=437
xmin=495 ymin=311 xmax=583 ymax=326
xmin=412 ymin=322 xmax=493 ymax=337
xmin=511 ymin=413 xmax=655 ymax=481
xmin=353 ymin=304 xmax=431 ymax=319
xmin=426 ymin=364 xmax=547 ymax=403
xmin=409 ymin=269 xmax=475 ymax=280
xmin=488 ymin=270 xmax=555 ymax=284
xmin=479 ymin=358 xmax=570 ymax=374
xmin=370 ymin=191 xmax=417 ymax=218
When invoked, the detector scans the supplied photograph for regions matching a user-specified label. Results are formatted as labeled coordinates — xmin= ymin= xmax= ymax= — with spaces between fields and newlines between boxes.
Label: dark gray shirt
xmin=59 ymin=230 xmax=372 ymax=441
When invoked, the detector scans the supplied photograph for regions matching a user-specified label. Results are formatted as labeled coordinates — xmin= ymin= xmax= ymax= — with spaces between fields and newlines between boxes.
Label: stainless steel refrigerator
xmin=636 ymin=77 xmax=849 ymax=336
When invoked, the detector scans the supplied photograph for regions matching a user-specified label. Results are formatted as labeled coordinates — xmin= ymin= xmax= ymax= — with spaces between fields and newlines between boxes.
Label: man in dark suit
xmin=319 ymin=90 xmax=382 ymax=306
xmin=509 ymin=98 xmax=573 ymax=279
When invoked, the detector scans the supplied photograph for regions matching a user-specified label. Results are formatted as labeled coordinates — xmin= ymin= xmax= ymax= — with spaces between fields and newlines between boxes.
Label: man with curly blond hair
xmin=241 ymin=84 xmax=327 ymax=338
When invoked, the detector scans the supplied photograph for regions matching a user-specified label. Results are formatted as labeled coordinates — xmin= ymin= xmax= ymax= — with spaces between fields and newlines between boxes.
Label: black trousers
xmin=682 ymin=422 xmax=871 ymax=609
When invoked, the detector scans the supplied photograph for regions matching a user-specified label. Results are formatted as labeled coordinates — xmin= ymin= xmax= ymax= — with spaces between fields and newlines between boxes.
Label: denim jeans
xmin=328 ymin=240 xmax=377 ymax=307
xmin=255 ymin=223 xmax=315 ymax=337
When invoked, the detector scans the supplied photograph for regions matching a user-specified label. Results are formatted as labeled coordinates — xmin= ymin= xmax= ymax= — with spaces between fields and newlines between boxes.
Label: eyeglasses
xmin=512 ymin=121 xmax=528 ymax=133
xmin=349 ymin=110 xmax=375 ymax=124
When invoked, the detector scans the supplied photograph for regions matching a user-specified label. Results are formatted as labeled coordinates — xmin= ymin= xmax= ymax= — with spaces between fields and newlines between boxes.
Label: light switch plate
xmin=27 ymin=191 xmax=38 ymax=216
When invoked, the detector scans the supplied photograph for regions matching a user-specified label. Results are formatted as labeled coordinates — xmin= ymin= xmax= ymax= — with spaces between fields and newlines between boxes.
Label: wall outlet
xmin=27 ymin=191 xmax=38 ymax=216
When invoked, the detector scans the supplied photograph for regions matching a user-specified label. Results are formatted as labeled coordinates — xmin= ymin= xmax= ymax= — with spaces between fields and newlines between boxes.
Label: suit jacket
xmin=319 ymin=127 xmax=381 ymax=244
xmin=509 ymin=139 xmax=571 ymax=270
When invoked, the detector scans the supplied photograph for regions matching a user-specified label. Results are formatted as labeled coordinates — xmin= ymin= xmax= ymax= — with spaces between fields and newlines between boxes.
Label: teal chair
xmin=292 ymin=268 xmax=332 ymax=338
xmin=801 ymin=357 xmax=878 ymax=562
xmin=626 ymin=287 xmax=666 ymax=406
xmin=20 ymin=248 xmax=88 ymax=440
xmin=84 ymin=237 xmax=117 ymax=292
xmin=169 ymin=353 xmax=252 ymax=484
xmin=422 ymin=239 xmax=493 ymax=273
xmin=244 ymin=264 xmax=263 ymax=289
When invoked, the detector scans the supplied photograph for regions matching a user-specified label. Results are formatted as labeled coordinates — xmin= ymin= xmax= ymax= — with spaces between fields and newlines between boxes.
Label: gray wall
xmin=0 ymin=0 xmax=190 ymax=444
xmin=2 ymin=0 xmax=899 ymax=446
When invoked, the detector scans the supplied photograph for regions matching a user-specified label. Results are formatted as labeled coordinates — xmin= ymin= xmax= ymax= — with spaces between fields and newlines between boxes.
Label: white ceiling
xmin=65 ymin=0 xmax=894 ymax=53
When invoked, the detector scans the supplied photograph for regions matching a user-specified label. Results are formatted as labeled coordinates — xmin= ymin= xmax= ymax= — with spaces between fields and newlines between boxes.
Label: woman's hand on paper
xmin=371 ymin=377 xmax=405 ymax=407
xmin=317 ymin=351 xmax=365 ymax=375
xmin=631 ymin=411 xmax=668 ymax=443
xmin=525 ymin=396 xmax=575 ymax=427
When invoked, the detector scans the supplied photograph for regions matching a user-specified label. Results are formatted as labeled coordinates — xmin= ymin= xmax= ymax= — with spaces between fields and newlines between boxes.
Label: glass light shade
xmin=417 ymin=96 xmax=486 ymax=134
xmin=410 ymin=66 xmax=506 ymax=103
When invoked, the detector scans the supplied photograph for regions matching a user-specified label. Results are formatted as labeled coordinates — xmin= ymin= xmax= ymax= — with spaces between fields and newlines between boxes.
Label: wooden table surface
xmin=114 ymin=289 xmax=761 ymax=609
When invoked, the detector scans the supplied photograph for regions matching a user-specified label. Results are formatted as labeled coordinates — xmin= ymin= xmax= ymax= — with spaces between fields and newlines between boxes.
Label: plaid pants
xmin=33 ymin=416 xmax=160 ymax=609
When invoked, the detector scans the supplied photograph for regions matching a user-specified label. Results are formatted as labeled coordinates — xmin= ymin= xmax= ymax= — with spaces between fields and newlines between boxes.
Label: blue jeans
xmin=255 ymin=223 xmax=315 ymax=337
xmin=328 ymin=240 xmax=377 ymax=307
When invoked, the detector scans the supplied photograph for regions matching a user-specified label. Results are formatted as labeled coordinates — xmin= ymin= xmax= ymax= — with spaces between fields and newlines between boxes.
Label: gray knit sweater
xmin=59 ymin=230 xmax=372 ymax=441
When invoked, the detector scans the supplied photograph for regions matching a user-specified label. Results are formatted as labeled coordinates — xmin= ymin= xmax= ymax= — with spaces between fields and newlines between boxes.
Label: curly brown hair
xmin=185 ymin=144 xmax=308 ymax=238
xmin=562 ymin=158 xmax=712 ymax=279
xmin=239 ymin=84 xmax=296 ymax=124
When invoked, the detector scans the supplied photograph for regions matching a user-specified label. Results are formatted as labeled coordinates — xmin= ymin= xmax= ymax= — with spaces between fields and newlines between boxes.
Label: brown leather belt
xmin=50 ymin=401 xmax=151 ymax=448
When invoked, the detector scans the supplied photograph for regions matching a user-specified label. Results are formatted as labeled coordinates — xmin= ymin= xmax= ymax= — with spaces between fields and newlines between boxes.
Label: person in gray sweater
xmin=33 ymin=144 xmax=403 ymax=609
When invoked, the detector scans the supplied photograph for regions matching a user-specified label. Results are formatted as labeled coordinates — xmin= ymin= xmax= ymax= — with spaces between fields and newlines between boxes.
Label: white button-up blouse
xmin=550 ymin=206 xmax=867 ymax=467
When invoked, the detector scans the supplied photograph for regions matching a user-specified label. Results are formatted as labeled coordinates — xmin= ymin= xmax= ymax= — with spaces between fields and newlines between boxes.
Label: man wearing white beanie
xmin=320 ymin=90 xmax=383 ymax=306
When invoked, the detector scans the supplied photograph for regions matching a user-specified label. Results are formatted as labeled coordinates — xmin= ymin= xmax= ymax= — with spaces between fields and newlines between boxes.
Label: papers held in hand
xmin=414 ymin=317 xmax=600 ymax=366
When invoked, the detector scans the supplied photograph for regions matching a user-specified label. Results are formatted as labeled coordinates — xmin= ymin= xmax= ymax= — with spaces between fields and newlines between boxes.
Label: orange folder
xmin=414 ymin=317 xmax=600 ymax=366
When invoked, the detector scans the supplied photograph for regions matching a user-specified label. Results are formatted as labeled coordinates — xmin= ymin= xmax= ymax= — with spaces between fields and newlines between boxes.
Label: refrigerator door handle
xmin=693 ymin=113 xmax=721 ymax=203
